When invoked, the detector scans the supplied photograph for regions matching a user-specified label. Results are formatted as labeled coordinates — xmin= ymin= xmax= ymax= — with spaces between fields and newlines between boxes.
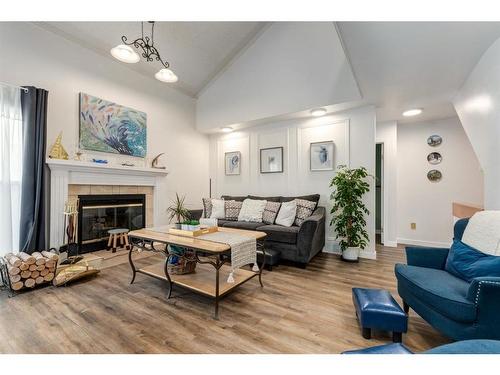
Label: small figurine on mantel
xmin=48 ymin=132 xmax=69 ymax=160
xmin=151 ymin=153 xmax=166 ymax=169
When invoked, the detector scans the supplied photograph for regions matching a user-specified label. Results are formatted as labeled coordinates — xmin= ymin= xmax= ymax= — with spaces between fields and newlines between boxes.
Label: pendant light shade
xmin=110 ymin=44 xmax=140 ymax=63
xmin=155 ymin=68 xmax=178 ymax=83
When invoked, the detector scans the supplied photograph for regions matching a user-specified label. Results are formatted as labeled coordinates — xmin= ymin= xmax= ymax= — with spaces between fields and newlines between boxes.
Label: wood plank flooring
xmin=0 ymin=243 xmax=450 ymax=353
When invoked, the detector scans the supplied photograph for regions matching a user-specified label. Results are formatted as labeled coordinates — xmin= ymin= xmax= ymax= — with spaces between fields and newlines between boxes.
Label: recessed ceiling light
xmin=110 ymin=44 xmax=140 ymax=63
xmin=155 ymin=68 xmax=178 ymax=83
xmin=310 ymin=108 xmax=327 ymax=117
xmin=402 ymin=108 xmax=423 ymax=117
xmin=221 ymin=127 xmax=233 ymax=133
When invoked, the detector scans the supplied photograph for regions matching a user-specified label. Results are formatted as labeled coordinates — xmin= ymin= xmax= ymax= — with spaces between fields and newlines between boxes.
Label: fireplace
xmin=77 ymin=194 xmax=146 ymax=253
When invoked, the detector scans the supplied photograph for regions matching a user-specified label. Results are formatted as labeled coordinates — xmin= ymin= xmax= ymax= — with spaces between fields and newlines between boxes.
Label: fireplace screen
xmin=77 ymin=194 xmax=145 ymax=253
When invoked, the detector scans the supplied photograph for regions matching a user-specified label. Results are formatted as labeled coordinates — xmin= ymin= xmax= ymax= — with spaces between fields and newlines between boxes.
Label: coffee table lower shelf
xmin=138 ymin=261 xmax=257 ymax=298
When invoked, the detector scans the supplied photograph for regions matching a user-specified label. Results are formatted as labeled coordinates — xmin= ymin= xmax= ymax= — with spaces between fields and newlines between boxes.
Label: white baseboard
xmin=397 ymin=237 xmax=450 ymax=249
xmin=382 ymin=240 xmax=398 ymax=248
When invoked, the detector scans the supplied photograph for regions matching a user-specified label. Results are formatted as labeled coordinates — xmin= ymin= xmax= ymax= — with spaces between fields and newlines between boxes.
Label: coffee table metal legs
xmin=128 ymin=244 xmax=137 ymax=284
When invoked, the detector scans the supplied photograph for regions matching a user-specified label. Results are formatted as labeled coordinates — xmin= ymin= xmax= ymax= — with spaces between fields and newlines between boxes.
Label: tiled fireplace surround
xmin=47 ymin=159 xmax=168 ymax=249
xmin=68 ymin=184 xmax=154 ymax=227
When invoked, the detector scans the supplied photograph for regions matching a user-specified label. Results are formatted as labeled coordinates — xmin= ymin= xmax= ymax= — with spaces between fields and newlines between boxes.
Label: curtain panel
xmin=19 ymin=87 xmax=49 ymax=253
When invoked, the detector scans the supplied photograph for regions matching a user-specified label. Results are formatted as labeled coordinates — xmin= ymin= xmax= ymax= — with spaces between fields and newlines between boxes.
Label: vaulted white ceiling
xmin=39 ymin=21 xmax=500 ymax=126
xmin=337 ymin=22 xmax=500 ymax=123
xmin=39 ymin=21 xmax=266 ymax=97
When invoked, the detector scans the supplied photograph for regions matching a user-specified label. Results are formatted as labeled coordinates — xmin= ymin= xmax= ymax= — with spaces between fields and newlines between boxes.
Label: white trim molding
xmin=397 ymin=237 xmax=451 ymax=249
xmin=47 ymin=159 xmax=168 ymax=249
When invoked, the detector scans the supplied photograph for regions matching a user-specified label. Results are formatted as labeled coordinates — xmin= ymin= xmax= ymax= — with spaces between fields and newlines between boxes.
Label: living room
xmin=1 ymin=0 xmax=500 ymax=371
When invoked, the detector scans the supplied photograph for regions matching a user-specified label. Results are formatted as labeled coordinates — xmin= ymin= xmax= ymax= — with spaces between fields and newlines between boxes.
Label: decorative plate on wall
xmin=427 ymin=152 xmax=442 ymax=165
xmin=427 ymin=169 xmax=442 ymax=182
xmin=427 ymin=134 xmax=442 ymax=147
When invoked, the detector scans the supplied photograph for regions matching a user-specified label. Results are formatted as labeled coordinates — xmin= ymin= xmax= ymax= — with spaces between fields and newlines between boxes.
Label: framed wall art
xmin=225 ymin=151 xmax=241 ymax=175
xmin=260 ymin=147 xmax=283 ymax=173
xmin=310 ymin=141 xmax=334 ymax=171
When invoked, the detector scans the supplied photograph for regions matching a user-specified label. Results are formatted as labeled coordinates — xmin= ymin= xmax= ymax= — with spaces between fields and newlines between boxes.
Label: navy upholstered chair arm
xmin=467 ymin=277 xmax=500 ymax=328
xmin=405 ymin=246 xmax=449 ymax=269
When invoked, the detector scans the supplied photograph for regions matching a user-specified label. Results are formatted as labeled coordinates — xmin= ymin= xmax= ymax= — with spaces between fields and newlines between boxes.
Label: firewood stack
xmin=4 ymin=251 xmax=58 ymax=291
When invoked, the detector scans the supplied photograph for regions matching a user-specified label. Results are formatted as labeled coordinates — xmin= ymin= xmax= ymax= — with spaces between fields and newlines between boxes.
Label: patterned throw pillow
xmin=202 ymin=198 xmax=212 ymax=218
xmin=225 ymin=200 xmax=243 ymax=221
xmin=294 ymin=199 xmax=317 ymax=226
xmin=262 ymin=201 xmax=281 ymax=224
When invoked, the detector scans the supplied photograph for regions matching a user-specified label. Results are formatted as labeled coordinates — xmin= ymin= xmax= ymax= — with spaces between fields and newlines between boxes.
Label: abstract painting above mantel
xmin=79 ymin=93 xmax=147 ymax=158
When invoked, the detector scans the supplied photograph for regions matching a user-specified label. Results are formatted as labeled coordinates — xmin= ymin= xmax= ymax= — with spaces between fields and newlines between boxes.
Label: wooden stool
xmin=107 ymin=228 xmax=130 ymax=253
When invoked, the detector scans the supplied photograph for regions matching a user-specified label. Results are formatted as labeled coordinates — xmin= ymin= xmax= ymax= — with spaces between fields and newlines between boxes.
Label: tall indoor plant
xmin=330 ymin=165 xmax=371 ymax=262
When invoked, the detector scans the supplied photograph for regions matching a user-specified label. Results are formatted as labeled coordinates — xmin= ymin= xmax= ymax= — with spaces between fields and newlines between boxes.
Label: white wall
xmin=397 ymin=117 xmax=483 ymax=247
xmin=376 ymin=121 xmax=398 ymax=247
xmin=197 ymin=22 xmax=360 ymax=132
xmin=210 ymin=106 xmax=376 ymax=257
xmin=0 ymin=22 xmax=210 ymax=228
xmin=454 ymin=37 xmax=500 ymax=209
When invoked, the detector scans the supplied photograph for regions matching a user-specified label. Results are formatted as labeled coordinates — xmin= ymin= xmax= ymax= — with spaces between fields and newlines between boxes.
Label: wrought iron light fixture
xmin=110 ymin=21 xmax=178 ymax=83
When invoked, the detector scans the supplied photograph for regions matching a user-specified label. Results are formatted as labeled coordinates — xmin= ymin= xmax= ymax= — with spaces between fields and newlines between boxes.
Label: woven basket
xmin=167 ymin=245 xmax=197 ymax=275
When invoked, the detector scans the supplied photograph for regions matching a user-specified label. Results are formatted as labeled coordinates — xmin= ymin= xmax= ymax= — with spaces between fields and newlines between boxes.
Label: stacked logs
xmin=4 ymin=251 xmax=58 ymax=291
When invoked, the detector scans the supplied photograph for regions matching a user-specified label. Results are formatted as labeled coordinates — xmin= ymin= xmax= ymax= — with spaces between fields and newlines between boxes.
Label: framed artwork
xmin=427 ymin=152 xmax=442 ymax=165
xmin=310 ymin=141 xmax=334 ymax=171
xmin=427 ymin=169 xmax=442 ymax=182
xmin=260 ymin=147 xmax=283 ymax=173
xmin=79 ymin=93 xmax=147 ymax=158
xmin=225 ymin=151 xmax=241 ymax=175
xmin=427 ymin=134 xmax=442 ymax=147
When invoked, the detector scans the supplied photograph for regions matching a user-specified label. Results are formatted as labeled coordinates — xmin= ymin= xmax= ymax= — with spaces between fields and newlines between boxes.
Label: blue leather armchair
xmin=395 ymin=218 xmax=500 ymax=341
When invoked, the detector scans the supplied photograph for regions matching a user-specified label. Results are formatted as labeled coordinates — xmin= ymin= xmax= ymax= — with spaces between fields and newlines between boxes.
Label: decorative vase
xmin=342 ymin=247 xmax=360 ymax=262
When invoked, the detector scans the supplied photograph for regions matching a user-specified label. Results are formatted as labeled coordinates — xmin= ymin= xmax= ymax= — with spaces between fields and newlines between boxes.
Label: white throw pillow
xmin=275 ymin=200 xmax=297 ymax=227
xmin=462 ymin=211 xmax=500 ymax=255
xmin=238 ymin=199 xmax=267 ymax=222
xmin=210 ymin=199 xmax=225 ymax=219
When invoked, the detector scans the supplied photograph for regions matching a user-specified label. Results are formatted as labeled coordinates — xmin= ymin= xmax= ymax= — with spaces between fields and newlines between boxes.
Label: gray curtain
xmin=19 ymin=86 xmax=49 ymax=253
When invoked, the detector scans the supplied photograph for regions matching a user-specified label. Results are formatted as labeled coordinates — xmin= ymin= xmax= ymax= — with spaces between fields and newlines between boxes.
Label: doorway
xmin=375 ymin=143 xmax=384 ymax=245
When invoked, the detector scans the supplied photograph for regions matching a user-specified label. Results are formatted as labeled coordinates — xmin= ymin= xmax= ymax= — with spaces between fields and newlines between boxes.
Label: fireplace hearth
xmin=77 ymin=194 xmax=145 ymax=254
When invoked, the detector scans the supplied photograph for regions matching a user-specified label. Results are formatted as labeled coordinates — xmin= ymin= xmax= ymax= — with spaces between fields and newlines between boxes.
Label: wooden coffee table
xmin=127 ymin=226 xmax=267 ymax=319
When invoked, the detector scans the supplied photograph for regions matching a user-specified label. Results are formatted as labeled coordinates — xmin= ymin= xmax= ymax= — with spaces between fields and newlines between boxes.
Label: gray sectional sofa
xmin=191 ymin=194 xmax=326 ymax=268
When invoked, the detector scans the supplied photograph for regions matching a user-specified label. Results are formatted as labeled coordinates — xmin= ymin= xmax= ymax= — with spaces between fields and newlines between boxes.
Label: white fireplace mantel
xmin=47 ymin=159 xmax=168 ymax=248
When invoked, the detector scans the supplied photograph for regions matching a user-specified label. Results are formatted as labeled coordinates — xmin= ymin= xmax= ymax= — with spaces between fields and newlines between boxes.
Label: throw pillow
xmin=294 ymin=199 xmax=317 ymax=226
xmin=445 ymin=239 xmax=500 ymax=282
xmin=202 ymin=198 xmax=212 ymax=218
xmin=461 ymin=211 xmax=500 ymax=256
xmin=210 ymin=198 xmax=226 ymax=219
xmin=238 ymin=199 xmax=267 ymax=222
xmin=275 ymin=200 xmax=297 ymax=227
xmin=225 ymin=200 xmax=243 ymax=221
xmin=262 ymin=201 xmax=282 ymax=224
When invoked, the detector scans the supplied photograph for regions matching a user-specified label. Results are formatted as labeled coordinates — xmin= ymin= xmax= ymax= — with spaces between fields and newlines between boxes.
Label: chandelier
xmin=110 ymin=21 xmax=178 ymax=83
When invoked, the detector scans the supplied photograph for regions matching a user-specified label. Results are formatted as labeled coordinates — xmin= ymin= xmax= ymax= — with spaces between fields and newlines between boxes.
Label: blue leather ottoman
xmin=352 ymin=288 xmax=408 ymax=342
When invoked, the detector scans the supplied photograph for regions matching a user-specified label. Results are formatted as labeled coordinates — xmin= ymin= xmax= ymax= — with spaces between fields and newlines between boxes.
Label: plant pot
xmin=174 ymin=223 xmax=182 ymax=229
xmin=181 ymin=224 xmax=189 ymax=230
xmin=342 ymin=247 xmax=360 ymax=262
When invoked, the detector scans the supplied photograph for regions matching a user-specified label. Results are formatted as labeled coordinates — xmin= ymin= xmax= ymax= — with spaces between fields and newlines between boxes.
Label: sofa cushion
xmin=281 ymin=194 xmax=320 ymax=205
xmin=256 ymin=224 xmax=299 ymax=244
xmin=248 ymin=195 xmax=281 ymax=202
xmin=294 ymin=199 xmax=317 ymax=226
xmin=202 ymin=198 xmax=212 ymax=218
xmin=224 ymin=200 xmax=243 ymax=221
xmin=275 ymin=200 xmax=297 ymax=227
xmin=238 ymin=198 xmax=267 ymax=222
xmin=262 ymin=201 xmax=281 ymax=224
xmin=221 ymin=195 xmax=248 ymax=202
xmin=221 ymin=221 xmax=264 ymax=230
xmin=445 ymin=239 xmax=500 ymax=282
xmin=395 ymin=264 xmax=476 ymax=322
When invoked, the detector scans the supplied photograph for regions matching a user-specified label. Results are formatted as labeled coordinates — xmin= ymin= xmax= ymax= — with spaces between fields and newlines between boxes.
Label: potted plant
xmin=167 ymin=193 xmax=190 ymax=229
xmin=330 ymin=165 xmax=372 ymax=262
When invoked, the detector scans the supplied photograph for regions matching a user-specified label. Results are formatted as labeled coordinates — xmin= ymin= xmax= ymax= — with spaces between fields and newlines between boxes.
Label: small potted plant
xmin=330 ymin=165 xmax=372 ymax=262
xmin=167 ymin=193 xmax=190 ymax=229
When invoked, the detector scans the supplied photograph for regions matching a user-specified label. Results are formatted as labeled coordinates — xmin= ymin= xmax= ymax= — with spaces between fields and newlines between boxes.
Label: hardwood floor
xmin=0 ymin=244 xmax=450 ymax=353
